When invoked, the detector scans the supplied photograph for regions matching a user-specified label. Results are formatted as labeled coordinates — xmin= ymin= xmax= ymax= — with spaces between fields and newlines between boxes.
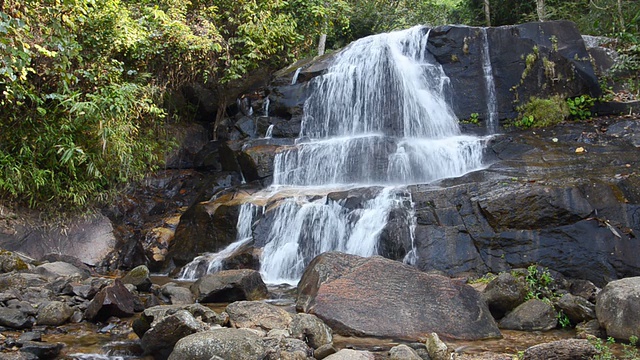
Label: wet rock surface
xmin=595 ymin=276 xmax=640 ymax=340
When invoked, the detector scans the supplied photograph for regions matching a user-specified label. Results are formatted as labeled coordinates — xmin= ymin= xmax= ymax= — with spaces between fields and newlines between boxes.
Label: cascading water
xmin=177 ymin=203 xmax=259 ymax=280
xmin=481 ymin=28 xmax=498 ymax=133
xmin=179 ymin=25 xmax=489 ymax=284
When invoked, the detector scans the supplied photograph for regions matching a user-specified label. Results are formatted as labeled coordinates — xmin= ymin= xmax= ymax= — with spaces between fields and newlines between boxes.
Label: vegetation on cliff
xmin=0 ymin=0 xmax=638 ymax=211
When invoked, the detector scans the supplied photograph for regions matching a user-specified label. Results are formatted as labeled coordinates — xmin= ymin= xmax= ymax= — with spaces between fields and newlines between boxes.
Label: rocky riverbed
xmin=0 ymin=247 xmax=639 ymax=359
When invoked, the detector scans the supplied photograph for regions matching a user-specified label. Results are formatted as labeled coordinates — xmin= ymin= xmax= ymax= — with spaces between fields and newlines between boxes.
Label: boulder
xmin=289 ymin=313 xmax=332 ymax=349
xmin=483 ymin=272 xmax=528 ymax=318
xmin=521 ymin=339 xmax=597 ymax=360
xmin=314 ymin=343 xmax=338 ymax=360
xmin=236 ymin=144 xmax=279 ymax=184
xmin=34 ymin=262 xmax=88 ymax=280
xmin=84 ymin=279 xmax=135 ymax=321
xmin=190 ymin=269 xmax=268 ymax=303
xmin=0 ymin=250 xmax=29 ymax=272
xmin=499 ymin=299 xmax=557 ymax=331
xmin=167 ymin=328 xmax=267 ymax=360
xmin=36 ymin=301 xmax=74 ymax=326
xmin=132 ymin=303 xmax=225 ymax=338
xmin=389 ymin=344 xmax=422 ymax=360
xmin=554 ymin=293 xmax=595 ymax=324
xmin=575 ymin=319 xmax=605 ymax=339
xmin=324 ymin=349 xmax=375 ymax=360
xmin=0 ymin=213 xmax=116 ymax=266
xmin=141 ymin=310 xmax=208 ymax=359
xmin=426 ymin=333 xmax=450 ymax=360
xmin=19 ymin=341 xmax=64 ymax=359
xmin=160 ymin=283 xmax=194 ymax=305
xmin=120 ymin=265 xmax=152 ymax=292
xmin=226 ymin=300 xmax=292 ymax=331
xmin=0 ymin=307 xmax=33 ymax=329
xmin=595 ymin=276 xmax=640 ymax=340
xmin=297 ymin=252 xmax=500 ymax=341
xmin=263 ymin=336 xmax=313 ymax=360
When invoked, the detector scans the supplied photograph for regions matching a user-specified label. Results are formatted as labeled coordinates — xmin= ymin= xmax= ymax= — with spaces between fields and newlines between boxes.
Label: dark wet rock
xmin=132 ymin=303 xmax=225 ymax=338
xmin=167 ymin=198 xmax=241 ymax=267
xmin=84 ymin=279 xmax=135 ymax=321
xmin=236 ymin=144 xmax=279 ymax=184
xmin=191 ymin=269 xmax=268 ymax=303
xmin=595 ymin=276 xmax=640 ymax=340
xmin=140 ymin=309 xmax=208 ymax=360
xmin=34 ymin=262 xmax=89 ymax=280
xmin=164 ymin=122 xmax=209 ymax=170
xmin=314 ymin=343 xmax=338 ymax=360
xmin=553 ymin=293 xmax=595 ymax=324
xmin=324 ymin=349 xmax=375 ymax=360
xmin=36 ymin=301 xmax=74 ymax=326
xmin=499 ymin=299 xmax=557 ymax=331
xmin=569 ymin=279 xmax=600 ymax=303
xmin=297 ymin=252 xmax=500 ymax=341
xmin=0 ymin=307 xmax=33 ymax=329
xmin=19 ymin=341 xmax=64 ymax=359
xmin=235 ymin=116 xmax=258 ymax=138
xmin=389 ymin=344 xmax=422 ymax=360
xmin=521 ymin=339 xmax=597 ymax=360
xmin=289 ymin=313 xmax=332 ymax=349
xmin=120 ymin=265 xmax=152 ymax=292
xmin=483 ymin=272 xmax=528 ymax=319
xmin=428 ymin=21 xmax=599 ymax=121
xmin=226 ymin=300 xmax=292 ymax=331
xmin=160 ymin=283 xmax=194 ymax=305
xmin=167 ymin=328 xmax=267 ymax=360
xmin=68 ymin=277 xmax=111 ymax=300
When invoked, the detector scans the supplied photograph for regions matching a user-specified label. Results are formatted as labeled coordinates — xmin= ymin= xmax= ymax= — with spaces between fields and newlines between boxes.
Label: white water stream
xmin=481 ymin=28 xmax=498 ymax=133
xmin=179 ymin=25 xmax=493 ymax=284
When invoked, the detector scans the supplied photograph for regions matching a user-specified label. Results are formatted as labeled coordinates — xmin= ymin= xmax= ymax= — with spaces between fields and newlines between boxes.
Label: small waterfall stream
xmin=179 ymin=25 xmax=491 ymax=284
xmin=481 ymin=28 xmax=498 ymax=133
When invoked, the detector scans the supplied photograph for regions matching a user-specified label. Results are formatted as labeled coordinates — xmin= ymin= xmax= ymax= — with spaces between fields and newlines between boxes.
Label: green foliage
xmin=0 ymin=0 xmax=335 ymax=211
xmin=524 ymin=264 xmax=553 ymax=300
xmin=468 ymin=272 xmax=497 ymax=284
xmin=567 ymin=95 xmax=596 ymax=120
xmin=557 ymin=310 xmax=571 ymax=328
xmin=591 ymin=336 xmax=640 ymax=360
xmin=461 ymin=112 xmax=480 ymax=125
xmin=515 ymin=95 xmax=569 ymax=128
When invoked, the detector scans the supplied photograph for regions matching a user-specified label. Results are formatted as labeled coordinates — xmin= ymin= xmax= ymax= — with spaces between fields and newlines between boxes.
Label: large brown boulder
xmin=84 ymin=279 xmax=135 ymax=321
xmin=596 ymin=276 xmax=640 ymax=340
xmin=296 ymin=252 xmax=500 ymax=341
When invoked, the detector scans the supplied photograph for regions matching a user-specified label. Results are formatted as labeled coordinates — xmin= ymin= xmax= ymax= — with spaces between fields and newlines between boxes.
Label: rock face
xmin=297 ymin=252 xmax=501 ymax=341
xmin=190 ymin=269 xmax=268 ymax=303
xmin=595 ymin=276 xmax=640 ymax=340
xmin=483 ymin=273 xmax=528 ymax=318
xmin=0 ymin=213 xmax=116 ymax=266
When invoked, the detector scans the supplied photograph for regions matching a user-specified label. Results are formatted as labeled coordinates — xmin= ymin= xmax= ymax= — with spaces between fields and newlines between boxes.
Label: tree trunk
xmin=617 ymin=0 xmax=625 ymax=32
xmin=483 ymin=0 xmax=491 ymax=26
xmin=213 ymin=95 xmax=227 ymax=141
xmin=536 ymin=0 xmax=546 ymax=21
xmin=318 ymin=33 xmax=327 ymax=56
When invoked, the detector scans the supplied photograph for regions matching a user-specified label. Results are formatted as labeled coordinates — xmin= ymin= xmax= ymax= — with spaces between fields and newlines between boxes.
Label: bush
xmin=515 ymin=95 xmax=569 ymax=128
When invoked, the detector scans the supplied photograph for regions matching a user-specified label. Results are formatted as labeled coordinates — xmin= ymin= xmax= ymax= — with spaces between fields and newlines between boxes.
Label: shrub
xmin=515 ymin=95 xmax=569 ymax=128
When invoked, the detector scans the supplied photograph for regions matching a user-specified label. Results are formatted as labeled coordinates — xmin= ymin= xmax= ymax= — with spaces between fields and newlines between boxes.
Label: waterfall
xmin=481 ymin=28 xmax=498 ymax=133
xmin=265 ymin=124 xmax=274 ymax=139
xmin=178 ymin=25 xmax=490 ymax=284
xmin=263 ymin=97 xmax=270 ymax=117
xmin=291 ymin=68 xmax=302 ymax=85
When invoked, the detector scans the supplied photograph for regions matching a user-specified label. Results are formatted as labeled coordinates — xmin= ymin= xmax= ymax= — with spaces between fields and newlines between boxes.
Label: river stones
xmin=296 ymin=252 xmax=501 ymax=341
xmin=521 ymin=339 xmax=597 ymax=360
xmin=289 ymin=313 xmax=332 ymax=349
xmin=36 ymin=301 xmax=74 ymax=326
xmin=84 ymin=279 xmax=135 ymax=321
xmin=482 ymin=272 xmax=528 ymax=318
xmin=120 ymin=265 xmax=152 ymax=292
xmin=141 ymin=310 xmax=208 ymax=359
xmin=226 ymin=301 xmax=292 ymax=331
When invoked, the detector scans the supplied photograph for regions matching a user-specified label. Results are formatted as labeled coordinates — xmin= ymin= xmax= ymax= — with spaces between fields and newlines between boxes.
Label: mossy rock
xmin=121 ymin=265 xmax=152 ymax=292
xmin=0 ymin=250 xmax=29 ymax=273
